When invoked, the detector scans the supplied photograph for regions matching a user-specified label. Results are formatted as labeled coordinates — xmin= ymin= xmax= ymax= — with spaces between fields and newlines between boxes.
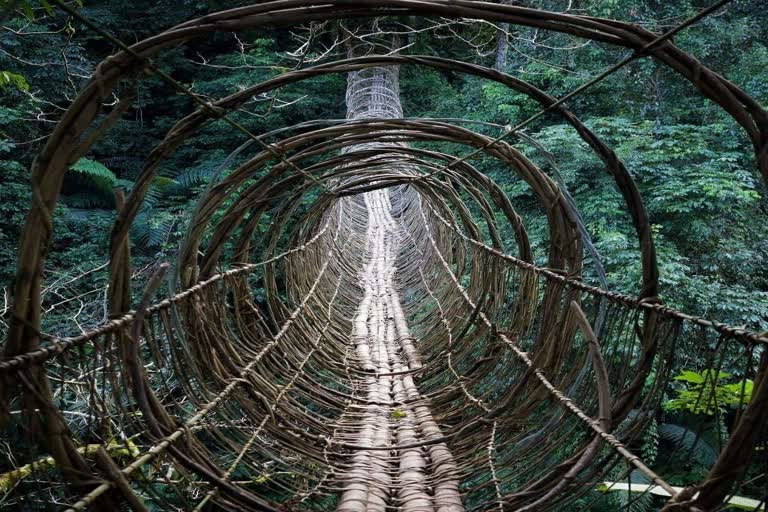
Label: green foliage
xmin=653 ymin=419 xmax=722 ymax=487
xmin=657 ymin=423 xmax=717 ymax=467
xmin=479 ymin=81 xmax=537 ymax=121
xmin=1 ymin=0 xmax=84 ymax=19
xmin=69 ymin=157 xmax=118 ymax=196
xmin=0 ymin=70 xmax=29 ymax=91
xmin=513 ymin=117 xmax=768 ymax=329
xmin=639 ymin=417 xmax=658 ymax=465
xmin=0 ymin=160 xmax=29 ymax=283
xmin=619 ymin=472 xmax=655 ymax=512
xmin=1 ymin=0 xmax=51 ymax=20
xmin=131 ymin=209 xmax=179 ymax=252
xmin=664 ymin=370 xmax=753 ymax=415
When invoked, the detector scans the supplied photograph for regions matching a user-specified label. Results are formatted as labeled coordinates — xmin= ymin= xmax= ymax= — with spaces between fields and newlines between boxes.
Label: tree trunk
xmin=494 ymin=1 xmax=515 ymax=71
xmin=495 ymin=22 xmax=510 ymax=71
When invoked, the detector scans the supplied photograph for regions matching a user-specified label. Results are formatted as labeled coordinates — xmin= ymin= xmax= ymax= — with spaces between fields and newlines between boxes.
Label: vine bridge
xmin=2 ymin=1 xmax=767 ymax=511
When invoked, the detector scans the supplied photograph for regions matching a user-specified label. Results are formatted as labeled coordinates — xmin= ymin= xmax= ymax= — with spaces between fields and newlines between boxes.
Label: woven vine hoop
xmin=3 ymin=2 xmax=767 ymax=511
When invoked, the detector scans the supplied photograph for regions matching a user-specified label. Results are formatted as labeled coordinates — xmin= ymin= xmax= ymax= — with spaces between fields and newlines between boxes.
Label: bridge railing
xmin=410 ymin=194 xmax=767 ymax=511
xmin=0 ymin=216 xmax=344 ymax=510
xmin=0 ymin=189 xmax=765 ymax=511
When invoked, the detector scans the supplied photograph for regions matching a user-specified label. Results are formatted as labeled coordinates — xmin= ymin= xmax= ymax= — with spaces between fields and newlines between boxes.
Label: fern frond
xmin=131 ymin=211 xmax=153 ymax=249
xmin=152 ymin=176 xmax=178 ymax=188
xmin=69 ymin=158 xmax=117 ymax=197
xmin=658 ymin=423 xmax=717 ymax=466
xmin=148 ymin=217 xmax=176 ymax=248
xmin=130 ymin=210 xmax=177 ymax=253
xmin=174 ymin=165 xmax=216 ymax=190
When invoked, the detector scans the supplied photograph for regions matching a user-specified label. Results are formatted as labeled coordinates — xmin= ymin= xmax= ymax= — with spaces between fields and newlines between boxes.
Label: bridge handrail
xmin=428 ymin=203 xmax=768 ymax=346
xmin=0 ymin=221 xmax=331 ymax=372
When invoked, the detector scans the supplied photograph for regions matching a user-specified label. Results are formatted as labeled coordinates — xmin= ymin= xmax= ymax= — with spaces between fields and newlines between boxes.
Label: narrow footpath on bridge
xmin=333 ymin=48 xmax=464 ymax=511
xmin=335 ymin=188 xmax=463 ymax=512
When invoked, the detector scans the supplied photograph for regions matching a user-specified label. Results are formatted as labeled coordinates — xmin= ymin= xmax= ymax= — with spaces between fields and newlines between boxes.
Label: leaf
xmin=673 ymin=370 xmax=704 ymax=384
xmin=173 ymin=164 xmax=216 ymax=190
xmin=722 ymin=380 xmax=753 ymax=405
xmin=701 ymin=369 xmax=730 ymax=381
xmin=1 ymin=0 xmax=36 ymax=19
xmin=390 ymin=410 xmax=407 ymax=419
xmin=657 ymin=423 xmax=717 ymax=466
xmin=0 ymin=70 xmax=30 ymax=92
xmin=69 ymin=158 xmax=117 ymax=197
xmin=38 ymin=0 xmax=53 ymax=15
xmin=0 ymin=0 xmax=69 ymax=19
xmin=152 ymin=176 xmax=178 ymax=188
xmin=666 ymin=369 xmax=752 ymax=414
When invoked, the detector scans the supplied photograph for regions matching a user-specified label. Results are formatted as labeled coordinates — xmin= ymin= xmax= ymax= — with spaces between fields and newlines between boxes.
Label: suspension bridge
xmin=1 ymin=1 xmax=767 ymax=511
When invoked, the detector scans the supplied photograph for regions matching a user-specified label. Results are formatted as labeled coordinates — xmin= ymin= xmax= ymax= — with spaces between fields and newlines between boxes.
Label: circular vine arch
xmin=3 ymin=2 xmax=767 ymax=510
xmin=8 ymin=1 xmax=767 ymax=360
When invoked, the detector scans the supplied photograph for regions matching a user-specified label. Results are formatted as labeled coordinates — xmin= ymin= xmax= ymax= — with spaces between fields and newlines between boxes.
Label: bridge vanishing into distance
xmin=1 ymin=1 xmax=767 ymax=511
